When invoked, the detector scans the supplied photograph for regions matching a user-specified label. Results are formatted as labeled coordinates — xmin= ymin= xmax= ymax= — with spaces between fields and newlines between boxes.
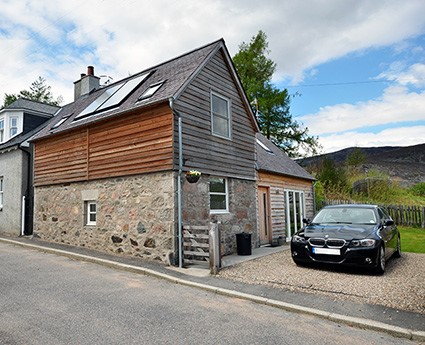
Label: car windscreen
xmin=312 ymin=207 xmax=377 ymax=225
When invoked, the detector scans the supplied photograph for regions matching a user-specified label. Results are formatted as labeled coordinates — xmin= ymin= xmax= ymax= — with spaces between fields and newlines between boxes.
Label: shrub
xmin=409 ymin=182 xmax=425 ymax=197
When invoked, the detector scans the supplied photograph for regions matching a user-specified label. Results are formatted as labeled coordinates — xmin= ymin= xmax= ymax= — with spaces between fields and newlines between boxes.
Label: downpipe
xmin=169 ymin=97 xmax=183 ymax=268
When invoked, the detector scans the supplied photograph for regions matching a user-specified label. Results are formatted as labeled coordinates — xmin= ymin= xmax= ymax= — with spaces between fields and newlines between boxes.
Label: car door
xmin=378 ymin=207 xmax=396 ymax=257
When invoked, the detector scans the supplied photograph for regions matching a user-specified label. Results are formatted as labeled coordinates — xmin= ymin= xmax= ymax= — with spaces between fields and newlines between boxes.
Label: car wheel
xmin=393 ymin=236 xmax=401 ymax=258
xmin=375 ymin=246 xmax=386 ymax=275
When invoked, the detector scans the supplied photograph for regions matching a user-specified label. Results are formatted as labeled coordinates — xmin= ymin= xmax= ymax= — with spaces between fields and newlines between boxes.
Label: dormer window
xmin=10 ymin=117 xmax=18 ymax=137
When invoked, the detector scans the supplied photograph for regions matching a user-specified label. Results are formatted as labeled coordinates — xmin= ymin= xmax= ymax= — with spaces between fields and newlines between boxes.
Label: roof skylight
xmin=75 ymin=72 xmax=151 ymax=120
xmin=138 ymin=81 xmax=165 ymax=101
xmin=257 ymin=138 xmax=274 ymax=154
xmin=51 ymin=116 xmax=70 ymax=130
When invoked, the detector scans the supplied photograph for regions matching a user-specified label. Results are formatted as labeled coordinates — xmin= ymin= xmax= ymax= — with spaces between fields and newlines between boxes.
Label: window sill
xmin=210 ymin=210 xmax=229 ymax=215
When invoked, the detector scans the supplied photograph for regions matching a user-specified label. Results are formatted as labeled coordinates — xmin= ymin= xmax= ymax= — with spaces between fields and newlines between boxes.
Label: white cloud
xmin=1 ymin=0 xmax=425 ymax=103
xmin=299 ymin=85 xmax=425 ymax=135
xmin=319 ymin=126 xmax=425 ymax=153
xmin=377 ymin=63 xmax=425 ymax=87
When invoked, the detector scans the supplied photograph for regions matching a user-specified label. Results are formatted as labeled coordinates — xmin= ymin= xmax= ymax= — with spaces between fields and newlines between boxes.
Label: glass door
xmin=285 ymin=190 xmax=305 ymax=238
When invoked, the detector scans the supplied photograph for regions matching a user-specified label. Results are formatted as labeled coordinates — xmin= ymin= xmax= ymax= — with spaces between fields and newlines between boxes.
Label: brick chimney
xmin=74 ymin=66 xmax=100 ymax=100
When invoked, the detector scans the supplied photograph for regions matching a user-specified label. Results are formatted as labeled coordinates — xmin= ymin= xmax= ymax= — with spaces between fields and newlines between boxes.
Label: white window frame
xmin=0 ymin=177 xmax=3 ymax=210
xmin=138 ymin=81 xmax=164 ymax=101
xmin=0 ymin=118 xmax=4 ymax=142
xmin=211 ymin=91 xmax=231 ymax=139
xmin=9 ymin=116 xmax=19 ymax=137
xmin=285 ymin=190 xmax=305 ymax=238
xmin=85 ymin=201 xmax=97 ymax=226
xmin=209 ymin=177 xmax=229 ymax=214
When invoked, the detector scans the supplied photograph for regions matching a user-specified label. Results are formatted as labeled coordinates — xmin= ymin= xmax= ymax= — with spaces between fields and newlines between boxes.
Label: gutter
xmin=169 ymin=97 xmax=183 ymax=268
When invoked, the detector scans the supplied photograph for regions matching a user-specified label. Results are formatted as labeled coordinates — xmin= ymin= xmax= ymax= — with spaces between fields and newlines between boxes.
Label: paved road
xmin=0 ymin=242 xmax=420 ymax=344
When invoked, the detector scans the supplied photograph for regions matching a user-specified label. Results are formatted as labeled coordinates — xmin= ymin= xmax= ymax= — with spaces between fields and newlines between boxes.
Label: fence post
xmin=422 ymin=207 xmax=425 ymax=229
xmin=209 ymin=221 xmax=220 ymax=275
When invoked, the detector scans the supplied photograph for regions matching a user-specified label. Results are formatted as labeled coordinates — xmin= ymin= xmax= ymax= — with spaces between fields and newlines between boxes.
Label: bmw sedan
xmin=290 ymin=204 xmax=401 ymax=274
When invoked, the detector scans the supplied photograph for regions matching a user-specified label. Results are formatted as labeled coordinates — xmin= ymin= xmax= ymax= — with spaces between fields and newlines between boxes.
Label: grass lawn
xmin=399 ymin=226 xmax=425 ymax=254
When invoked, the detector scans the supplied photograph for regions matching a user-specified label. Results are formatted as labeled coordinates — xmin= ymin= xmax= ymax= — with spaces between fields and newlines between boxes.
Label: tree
xmin=233 ymin=31 xmax=320 ymax=157
xmin=346 ymin=147 xmax=366 ymax=169
xmin=1 ymin=76 xmax=63 ymax=108
xmin=316 ymin=158 xmax=349 ymax=197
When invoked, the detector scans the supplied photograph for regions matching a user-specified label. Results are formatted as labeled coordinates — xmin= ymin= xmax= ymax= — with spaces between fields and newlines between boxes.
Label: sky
xmin=1 ymin=0 xmax=424 ymax=154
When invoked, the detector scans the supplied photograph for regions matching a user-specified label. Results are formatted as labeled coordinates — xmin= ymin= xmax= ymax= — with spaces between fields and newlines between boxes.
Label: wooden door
xmin=258 ymin=186 xmax=271 ymax=245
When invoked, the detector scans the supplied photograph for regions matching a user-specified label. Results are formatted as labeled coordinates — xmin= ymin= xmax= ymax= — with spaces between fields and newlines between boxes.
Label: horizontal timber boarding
xmin=175 ymin=50 xmax=256 ymax=180
xmin=321 ymin=200 xmax=425 ymax=228
xmin=34 ymin=129 xmax=88 ymax=185
xmin=34 ymin=104 xmax=174 ymax=186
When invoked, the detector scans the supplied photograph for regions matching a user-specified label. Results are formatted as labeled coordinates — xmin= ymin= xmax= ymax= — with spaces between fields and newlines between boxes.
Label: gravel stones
xmin=219 ymin=251 xmax=425 ymax=314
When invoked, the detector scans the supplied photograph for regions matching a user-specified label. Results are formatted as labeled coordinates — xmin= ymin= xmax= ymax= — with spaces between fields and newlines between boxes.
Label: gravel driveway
xmin=218 ymin=250 xmax=425 ymax=314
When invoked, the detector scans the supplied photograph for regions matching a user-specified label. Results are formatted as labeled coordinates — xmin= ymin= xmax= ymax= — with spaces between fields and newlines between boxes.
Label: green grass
xmin=399 ymin=226 xmax=425 ymax=254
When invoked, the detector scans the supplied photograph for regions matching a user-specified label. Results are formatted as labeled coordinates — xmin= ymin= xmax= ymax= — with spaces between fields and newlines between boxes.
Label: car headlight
xmin=351 ymin=239 xmax=376 ymax=247
xmin=292 ymin=235 xmax=306 ymax=244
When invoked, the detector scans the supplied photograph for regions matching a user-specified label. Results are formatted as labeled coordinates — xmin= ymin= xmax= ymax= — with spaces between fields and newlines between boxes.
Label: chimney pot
xmin=87 ymin=66 xmax=94 ymax=76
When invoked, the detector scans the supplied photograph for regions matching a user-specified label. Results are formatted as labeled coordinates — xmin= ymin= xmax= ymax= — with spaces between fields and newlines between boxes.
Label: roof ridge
xmin=95 ymin=38 xmax=225 ymax=91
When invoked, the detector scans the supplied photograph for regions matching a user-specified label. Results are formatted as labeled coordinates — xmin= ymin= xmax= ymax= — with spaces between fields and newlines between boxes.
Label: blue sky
xmin=1 ymin=0 xmax=424 ymax=154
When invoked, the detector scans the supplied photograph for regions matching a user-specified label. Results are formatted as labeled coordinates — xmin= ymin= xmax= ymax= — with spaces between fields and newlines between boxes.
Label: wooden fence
xmin=320 ymin=200 xmax=425 ymax=228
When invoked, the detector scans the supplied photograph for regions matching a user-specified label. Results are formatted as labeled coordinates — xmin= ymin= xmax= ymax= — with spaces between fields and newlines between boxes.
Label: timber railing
xmin=320 ymin=200 xmax=425 ymax=228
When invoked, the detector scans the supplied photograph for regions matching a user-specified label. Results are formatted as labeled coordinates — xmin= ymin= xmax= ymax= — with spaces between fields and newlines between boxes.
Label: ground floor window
xmin=85 ymin=201 xmax=97 ymax=226
xmin=209 ymin=177 xmax=228 ymax=213
xmin=285 ymin=190 xmax=305 ymax=238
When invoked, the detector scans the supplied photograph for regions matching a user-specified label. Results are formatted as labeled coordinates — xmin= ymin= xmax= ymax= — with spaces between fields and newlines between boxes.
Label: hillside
xmin=297 ymin=143 xmax=425 ymax=187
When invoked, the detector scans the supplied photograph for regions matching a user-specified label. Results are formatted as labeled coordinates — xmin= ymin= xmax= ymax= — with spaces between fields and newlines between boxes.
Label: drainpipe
xmin=169 ymin=97 xmax=183 ymax=268
xmin=19 ymin=145 xmax=32 ymax=236
xmin=21 ymin=196 xmax=26 ymax=236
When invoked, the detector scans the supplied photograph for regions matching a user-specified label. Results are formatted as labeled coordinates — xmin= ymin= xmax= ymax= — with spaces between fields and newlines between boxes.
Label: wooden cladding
xmin=175 ymin=49 xmax=257 ymax=180
xmin=34 ymin=104 xmax=174 ymax=186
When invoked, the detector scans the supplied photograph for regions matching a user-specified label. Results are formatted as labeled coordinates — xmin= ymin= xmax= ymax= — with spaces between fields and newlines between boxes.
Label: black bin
xmin=236 ymin=232 xmax=252 ymax=255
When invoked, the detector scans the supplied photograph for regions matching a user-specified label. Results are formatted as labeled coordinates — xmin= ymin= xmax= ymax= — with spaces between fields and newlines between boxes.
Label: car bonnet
xmin=303 ymin=224 xmax=376 ymax=240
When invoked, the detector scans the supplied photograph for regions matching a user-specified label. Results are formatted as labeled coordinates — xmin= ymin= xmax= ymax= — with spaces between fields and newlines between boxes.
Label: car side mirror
xmin=384 ymin=219 xmax=394 ymax=226
xmin=303 ymin=218 xmax=310 ymax=225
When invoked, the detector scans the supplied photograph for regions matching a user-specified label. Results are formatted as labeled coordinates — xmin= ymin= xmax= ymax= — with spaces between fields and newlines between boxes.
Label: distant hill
xmin=297 ymin=143 xmax=425 ymax=187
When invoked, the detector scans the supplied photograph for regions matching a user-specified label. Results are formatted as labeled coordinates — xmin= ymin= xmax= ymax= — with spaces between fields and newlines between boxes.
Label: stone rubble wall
xmin=182 ymin=175 xmax=257 ymax=256
xmin=34 ymin=172 xmax=176 ymax=264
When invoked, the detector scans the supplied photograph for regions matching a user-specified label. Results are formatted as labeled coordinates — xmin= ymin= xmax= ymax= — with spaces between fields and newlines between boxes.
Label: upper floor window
xmin=211 ymin=92 xmax=231 ymax=139
xmin=10 ymin=117 xmax=18 ymax=137
xmin=0 ymin=118 xmax=4 ymax=142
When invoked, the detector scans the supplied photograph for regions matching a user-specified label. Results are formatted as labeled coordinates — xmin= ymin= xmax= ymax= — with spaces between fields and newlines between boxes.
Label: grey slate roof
xmin=32 ymin=38 xmax=257 ymax=141
xmin=0 ymin=98 xmax=59 ymax=151
xmin=3 ymin=98 xmax=60 ymax=116
xmin=256 ymin=133 xmax=315 ymax=181
xmin=0 ymin=126 xmax=43 ymax=151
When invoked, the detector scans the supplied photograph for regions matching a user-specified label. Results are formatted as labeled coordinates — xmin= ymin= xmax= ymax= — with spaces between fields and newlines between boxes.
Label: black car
xmin=290 ymin=204 xmax=401 ymax=274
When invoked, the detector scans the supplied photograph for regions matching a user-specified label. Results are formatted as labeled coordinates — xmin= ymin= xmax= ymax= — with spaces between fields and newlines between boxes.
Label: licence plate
xmin=312 ymin=247 xmax=340 ymax=255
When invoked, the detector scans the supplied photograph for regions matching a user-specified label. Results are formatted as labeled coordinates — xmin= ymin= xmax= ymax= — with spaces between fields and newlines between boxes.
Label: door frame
xmin=285 ymin=189 xmax=305 ymax=239
xmin=258 ymin=186 xmax=272 ymax=245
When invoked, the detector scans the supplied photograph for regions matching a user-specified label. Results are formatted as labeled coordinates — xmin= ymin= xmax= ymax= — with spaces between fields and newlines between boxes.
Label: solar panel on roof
xmin=97 ymin=72 xmax=150 ymax=112
xmin=74 ymin=72 xmax=151 ymax=120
